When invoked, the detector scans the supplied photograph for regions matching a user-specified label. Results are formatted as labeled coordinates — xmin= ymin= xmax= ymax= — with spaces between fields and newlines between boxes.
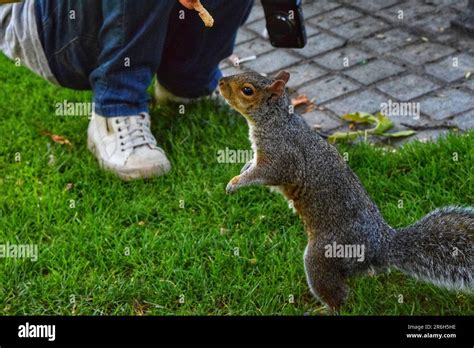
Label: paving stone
xmin=302 ymin=110 xmax=341 ymax=131
xmin=221 ymin=65 xmax=245 ymax=77
xmin=285 ymin=62 xmax=328 ymax=89
xmin=301 ymin=24 xmax=320 ymax=38
xmin=377 ymin=3 xmax=436 ymax=23
xmin=304 ymin=23 xmax=322 ymax=37
xmin=221 ymin=39 xmax=274 ymax=69
xmin=417 ymin=88 xmax=474 ymax=120
xmin=464 ymin=78 xmax=474 ymax=91
xmin=363 ymin=28 xmax=416 ymax=54
xmin=237 ymin=0 xmax=473 ymax=141
xmin=308 ymin=7 xmax=363 ymax=29
xmin=235 ymin=29 xmax=257 ymax=45
xmin=313 ymin=47 xmax=373 ymax=70
xmin=346 ymin=0 xmax=400 ymax=11
xmin=330 ymin=16 xmax=390 ymax=40
xmin=389 ymin=112 xmax=429 ymax=130
xmin=246 ymin=5 xmax=264 ymax=23
xmin=302 ymin=0 xmax=341 ymax=18
xmin=297 ymin=33 xmax=346 ymax=58
xmin=344 ymin=59 xmax=405 ymax=85
xmin=452 ymin=109 xmax=474 ymax=130
xmin=234 ymin=38 xmax=275 ymax=58
xmin=377 ymin=74 xmax=440 ymax=101
xmin=298 ymin=75 xmax=359 ymax=104
xmin=394 ymin=129 xmax=449 ymax=146
xmin=246 ymin=18 xmax=268 ymax=38
xmin=425 ymin=54 xmax=474 ymax=82
xmin=377 ymin=98 xmax=428 ymax=128
xmin=436 ymin=31 xmax=460 ymax=44
xmin=390 ymin=42 xmax=455 ymax=65
xmin=247 ymin=18 xmax=319 ymax=38
xmin=410 ymin=9 xmax=459 ymax=34
xmin=325 ymin=89 xmax=388 ymax=116
xmin=457 ymin=37 xmax=474 ymax=55
xmin=243 ymin=50 xmax=301 ymax=74
xmin=424 ymin=0 xmax=467 ymax=11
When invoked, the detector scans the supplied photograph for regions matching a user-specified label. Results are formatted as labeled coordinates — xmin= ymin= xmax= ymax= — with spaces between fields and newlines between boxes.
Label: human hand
xmin=178 ymin=0 xmax=199 ymax=10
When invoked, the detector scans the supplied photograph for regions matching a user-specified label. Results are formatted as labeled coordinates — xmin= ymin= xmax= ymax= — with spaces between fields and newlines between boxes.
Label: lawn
xmin=0 ymin=54 xmax=473 ymax=315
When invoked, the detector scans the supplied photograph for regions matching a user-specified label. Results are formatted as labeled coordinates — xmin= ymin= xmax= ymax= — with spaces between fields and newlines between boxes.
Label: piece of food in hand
xmin=179 ymin=0 xmax=214 ymax=27
xmin=194 ymin=1 xmax=214 ymax=27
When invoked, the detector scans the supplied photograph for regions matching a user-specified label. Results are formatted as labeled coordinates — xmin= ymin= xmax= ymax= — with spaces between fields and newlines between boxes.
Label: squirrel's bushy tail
xmin=387 ymin=207 xmax=473 ymax=291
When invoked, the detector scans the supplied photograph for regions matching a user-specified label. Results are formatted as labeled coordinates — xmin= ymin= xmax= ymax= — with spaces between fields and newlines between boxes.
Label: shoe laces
xmin=114 ymin=114 xmax=157 ymax=152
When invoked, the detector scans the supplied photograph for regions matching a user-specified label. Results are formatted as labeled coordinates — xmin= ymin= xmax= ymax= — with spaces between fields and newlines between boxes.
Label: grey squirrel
xmin=218 ymin=70 xmax=474 ymax=311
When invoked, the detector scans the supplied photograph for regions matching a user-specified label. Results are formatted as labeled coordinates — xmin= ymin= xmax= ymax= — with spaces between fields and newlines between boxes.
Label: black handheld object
xmin=261 ymin=0 xmax=307 ymax=48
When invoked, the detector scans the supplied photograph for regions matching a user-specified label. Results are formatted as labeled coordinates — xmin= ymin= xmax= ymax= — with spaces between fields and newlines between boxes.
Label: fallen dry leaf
xmin=41 ymin=130 xmax=72 ymax=146
xmin=291 ymin=94 xmax=309 ymax=106
xmin=291 ymin=95 xmax=316 ymax=114
xmin=291 ymin=95 xmax=310 ymax=107
xmin=304 ymin=104 xmax=316 ymax=113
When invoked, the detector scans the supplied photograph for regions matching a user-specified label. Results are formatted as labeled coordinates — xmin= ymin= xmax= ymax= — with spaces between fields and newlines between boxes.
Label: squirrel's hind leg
xmin=304 ymin=243 xmax=349 ymax=312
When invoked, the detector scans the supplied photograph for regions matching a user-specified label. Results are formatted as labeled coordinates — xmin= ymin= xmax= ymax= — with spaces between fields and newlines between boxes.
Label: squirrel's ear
xmin=273 ymin=70 xmax=290 ymax=84
xmin=266 ymin=80 xmax=286 ymax=101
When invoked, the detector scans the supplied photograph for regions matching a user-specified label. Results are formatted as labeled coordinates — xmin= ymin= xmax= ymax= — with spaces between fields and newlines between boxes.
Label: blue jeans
xmin=35 ymin=0 xmax=253 ymax=116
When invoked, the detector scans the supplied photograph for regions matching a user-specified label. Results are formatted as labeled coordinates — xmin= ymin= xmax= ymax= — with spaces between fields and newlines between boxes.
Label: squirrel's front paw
xmin=225 ymin=176 xmax=240 ymax=194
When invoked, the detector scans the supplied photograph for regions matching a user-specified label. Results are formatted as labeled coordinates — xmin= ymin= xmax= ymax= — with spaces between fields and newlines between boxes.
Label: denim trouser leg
xmin=157 ymin=0 xmax=254 ymax=98
xmin=36 ymin=0 xmax=254 ymax=117
xmin=35 ymin=0 xmax=103 ymax=90
xmin=89 ymin=1 xmax=176 ymax=116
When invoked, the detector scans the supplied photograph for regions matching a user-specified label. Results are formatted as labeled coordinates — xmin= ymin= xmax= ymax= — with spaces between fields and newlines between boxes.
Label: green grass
xmin=0 ymin=54 xmax=473 ymax=316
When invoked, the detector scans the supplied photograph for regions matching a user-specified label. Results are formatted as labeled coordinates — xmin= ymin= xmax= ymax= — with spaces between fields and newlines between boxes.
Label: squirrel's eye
xmin=242 ymin=87 xmax=254 ymax=96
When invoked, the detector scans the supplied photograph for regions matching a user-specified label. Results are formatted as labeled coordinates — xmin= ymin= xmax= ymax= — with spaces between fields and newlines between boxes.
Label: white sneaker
xmin=153 ymin=81 xmax=192 ymax=104
xmin=87 ymin=112 xmax=171 ymax=180
xmin=153 ymin=80 xmax=225 ymax=105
